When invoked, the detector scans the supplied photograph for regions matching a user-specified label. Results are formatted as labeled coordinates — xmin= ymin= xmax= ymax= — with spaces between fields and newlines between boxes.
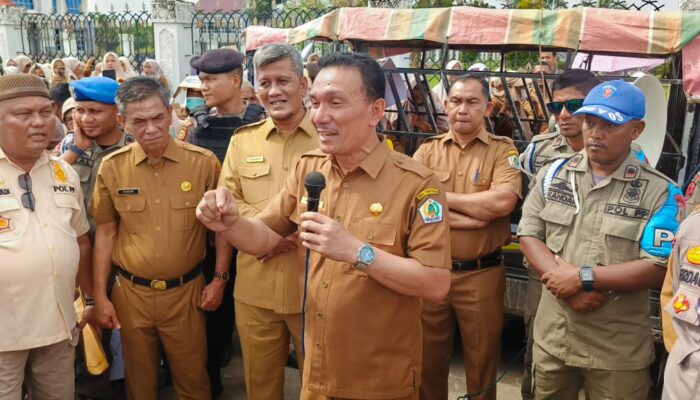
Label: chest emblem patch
xmin=673 ymin=294 xmax=690 ymax=314
xmin=181 ymin=181 xmax=192 ymax=192
xmin=419 ymin=198 xmax=443 ymax=224
xmin=51 ymin=161 xmax=67 ymax=183
xmin=369 ymin=203 xmax=383 ymax=216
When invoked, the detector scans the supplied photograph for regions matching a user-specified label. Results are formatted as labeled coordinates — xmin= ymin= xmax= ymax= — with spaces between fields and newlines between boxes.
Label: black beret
xmin=190 ymin=48 xmax=244 ymax=74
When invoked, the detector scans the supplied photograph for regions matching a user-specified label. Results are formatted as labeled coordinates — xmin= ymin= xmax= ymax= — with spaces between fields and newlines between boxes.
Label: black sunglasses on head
xmin=18 ymin=173 xmax=35 ymax=212
xmin=546 ymin=99 xmax=585 ymax=115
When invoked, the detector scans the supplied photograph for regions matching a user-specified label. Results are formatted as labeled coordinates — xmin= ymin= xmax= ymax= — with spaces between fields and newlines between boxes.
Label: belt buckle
xmin=150 ymin=280 xmax=167 ymax=290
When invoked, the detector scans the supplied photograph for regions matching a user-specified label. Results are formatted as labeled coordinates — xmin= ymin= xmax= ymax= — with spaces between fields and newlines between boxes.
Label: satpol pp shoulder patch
xmin=418 ymin=197 xmax=443 ymax=224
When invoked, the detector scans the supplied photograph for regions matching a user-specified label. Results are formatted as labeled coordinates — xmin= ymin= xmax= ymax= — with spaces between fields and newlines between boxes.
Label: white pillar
xmin=0 ymin=6 xmax=26 ymax=64
xmin=152 ymin=0 xmax=194 ymax=93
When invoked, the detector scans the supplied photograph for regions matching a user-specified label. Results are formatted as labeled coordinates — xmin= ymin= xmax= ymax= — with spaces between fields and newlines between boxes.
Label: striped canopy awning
xmin=243 ymin=7 xmax=700 ymax=98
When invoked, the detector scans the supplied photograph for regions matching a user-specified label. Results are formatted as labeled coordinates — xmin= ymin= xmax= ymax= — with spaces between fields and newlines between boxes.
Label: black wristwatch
xmin=214 ymin=271 xmax=230 ymax=282
xmin=579 ymin=265 xmax=594 ymax=292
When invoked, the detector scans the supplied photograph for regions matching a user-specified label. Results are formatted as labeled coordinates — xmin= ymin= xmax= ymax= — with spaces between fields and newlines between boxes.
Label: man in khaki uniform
xmin=518 ymin=80 xmax=682 ymax=399
xmin=414 ymin=74 xmax=521 ymax=400
xmin=0 ymin=74 xmax=93 ymax=399
xmin=197 ymin=52 xmax=451 ymax=400
xmin=517 ymin=69 xmax=600 ymax=399
xmin=92 ymin=77 xmax=226 ymax=400
xmin=219 ymin=44 xmax=319 ymax=399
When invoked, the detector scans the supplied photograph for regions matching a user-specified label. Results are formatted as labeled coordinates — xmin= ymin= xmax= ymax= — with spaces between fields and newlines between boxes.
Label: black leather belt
xmin=452 ymin=251 xmax=503 ymax=272
xmin=117 ymin=266 xmax=201 ymax=290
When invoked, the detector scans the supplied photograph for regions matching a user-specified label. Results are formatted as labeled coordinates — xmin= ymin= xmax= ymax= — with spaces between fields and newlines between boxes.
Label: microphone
xmin=301 ymin=171 xmax=325 ymax=356
xmin=304 ymin=171 xmax=326 ymax=213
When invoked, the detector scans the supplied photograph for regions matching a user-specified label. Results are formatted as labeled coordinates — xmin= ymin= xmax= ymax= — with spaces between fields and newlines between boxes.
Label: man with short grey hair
xmin=92 ymin=76 xmax=223 ymax=400
xmin=219 ymin=43 xmax=318 ymax=400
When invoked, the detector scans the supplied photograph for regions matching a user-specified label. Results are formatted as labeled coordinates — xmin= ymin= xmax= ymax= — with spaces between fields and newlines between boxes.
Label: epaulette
xmin=639 ymin=162 xmax=675 ymax=184
xmin=530 ymin=131 xmax=560 ymax=143
xmin=390 ymin=151 xmax=432 ymax=179
xmin=301 ymin=148 xmax=326 ymax=158
xmin=101 ymin=144 xmax=133 ymax=162
xmin=180 ymin=141 xmax=218 ymax=159
xmin=233 ymin=118 xmax=267 ymax=135
xmin=486 ymin=132 xmax=516 ymax=145
xmin=422 ymin=133 xmax=446 ymax=142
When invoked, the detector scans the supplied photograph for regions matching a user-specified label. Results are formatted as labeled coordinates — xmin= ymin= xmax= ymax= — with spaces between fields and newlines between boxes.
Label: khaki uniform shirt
xmin=413 ymin=128 xmax=522 ymax=261
xmin=518 ymin=150 xmax=681 ymax=370
xmin=92 ymin=139 xmax=220 ymax=279
xmin=519 ymin=132 xmax=573 ymax=178
xmin=257 ymin=141 xmax=451 ymax=398
xmin=219 ymin=113 xmax=319 ymax=314
xmin=0 ymin=149 xmax=89 ymax=351
xmin=660 ymin=208 xmax=700 ymax=398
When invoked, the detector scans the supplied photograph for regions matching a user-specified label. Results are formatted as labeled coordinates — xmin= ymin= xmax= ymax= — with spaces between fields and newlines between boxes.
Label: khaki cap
xmin=0 ymin=74 xmax=50 ymax=102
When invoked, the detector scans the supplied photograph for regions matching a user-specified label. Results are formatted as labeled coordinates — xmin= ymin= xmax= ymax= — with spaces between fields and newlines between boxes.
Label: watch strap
xmin=69 ymin=144 xmax=87 ymax=157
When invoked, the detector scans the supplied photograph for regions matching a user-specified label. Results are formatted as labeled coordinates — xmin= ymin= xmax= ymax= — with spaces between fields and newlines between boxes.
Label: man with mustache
xmin=197 ymin=52 xmax=451 ymax=400
xmin=413 ymin=74 xmax=522 ymax=400
xmin=518 ymin=80 xmax=682 ymax=399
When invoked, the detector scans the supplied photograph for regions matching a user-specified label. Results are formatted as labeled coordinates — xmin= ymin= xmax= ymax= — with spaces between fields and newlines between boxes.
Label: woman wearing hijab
xmin=50 ymin=58 xmax=69 ymax=86
xmin=119 ymin=56 xmax=137 ymax=79
xmin=62 ymin=56 xmax=82 ymax=80
xmin=141 ymin=59 xmax=170 ymax=93
xmin=431 ymin=59 xmax=463 ymax=103
xmin=100 ymin=52 xmax=123 ymax=80
xmin=29 ymin=63 xmax=51 ymax=86
xmin=15 ymin=55 xmax=33 ymax=74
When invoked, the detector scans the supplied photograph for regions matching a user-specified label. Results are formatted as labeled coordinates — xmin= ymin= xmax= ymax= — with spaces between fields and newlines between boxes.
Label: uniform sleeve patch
xmin=418 ymin=198 xmax=443 ymax=224
xmin=417 ymin=188 xmax=439 ymax=201
xmin=640 ymin=183 xmax=682 ymax=258
xmin=508 ymin=154 xmax=521 ymax=169
xmin=687 ymin=246 xmax=700 ymax=265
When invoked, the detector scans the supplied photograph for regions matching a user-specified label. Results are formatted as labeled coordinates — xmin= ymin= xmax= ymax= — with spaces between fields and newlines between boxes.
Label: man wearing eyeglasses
xmin=0 ymin=74 xmax=93 ymax=399
xmin=518 ymin=69 xmax=600 ymax=400
xmin=518 ymin=80 xmax=681 ymax=399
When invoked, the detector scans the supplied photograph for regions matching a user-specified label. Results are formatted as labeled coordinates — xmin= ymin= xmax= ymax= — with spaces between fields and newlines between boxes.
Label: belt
xmin=452 ymin=250 xmax=503 ymax=272
xmin=117 ymin=266 xmax=201 ymax=290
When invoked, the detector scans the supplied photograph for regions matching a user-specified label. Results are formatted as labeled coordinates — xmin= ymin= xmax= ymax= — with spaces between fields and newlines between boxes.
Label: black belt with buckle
xmin=117 ymin=265 xmax=201 ymax=290
xmin=452 ymin=251 xmax=503 ymax=272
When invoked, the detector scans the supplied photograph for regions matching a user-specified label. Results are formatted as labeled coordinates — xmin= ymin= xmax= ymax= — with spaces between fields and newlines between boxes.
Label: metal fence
xmin=20 ymin=11 xmax=154 ymax=70
xmin=190 ymin=8 xmax=332 ymax=55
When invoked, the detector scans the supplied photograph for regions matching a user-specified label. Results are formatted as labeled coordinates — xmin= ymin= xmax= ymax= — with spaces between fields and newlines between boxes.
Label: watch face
xmin=359 ymin=245 xmax=375 ymax=264
xmin=580 ymin=268 xmax=593 ymax=281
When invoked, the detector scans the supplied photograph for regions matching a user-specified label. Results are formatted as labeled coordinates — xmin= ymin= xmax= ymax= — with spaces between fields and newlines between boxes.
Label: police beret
xmin=190 ymin=48 xmax=244 ymax=74
xmin=69 ymin=77 xmax=119 ymax=105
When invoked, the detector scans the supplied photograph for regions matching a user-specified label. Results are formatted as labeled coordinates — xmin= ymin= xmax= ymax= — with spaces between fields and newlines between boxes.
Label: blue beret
xmin=190 ymin=48 xmax=244 ymax=74
xmin=69 ymin=77 xmax=119 ymax=105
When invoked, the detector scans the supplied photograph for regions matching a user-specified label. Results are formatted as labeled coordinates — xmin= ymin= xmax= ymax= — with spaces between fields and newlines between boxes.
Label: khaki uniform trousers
xmin=235 ymin=300 xmax=304 ymax=400
xmin=522 ymin=268 xmax=542 ymax=400
xmin=112 ymin=274 xmax=210 ymax=400
xmin=533 ymin=343 xmax=649 ymax=400
xmin=421 ymin=265 xmax=505 ymax=400
xmin=0 ymin=337 xmax=76 ymax=400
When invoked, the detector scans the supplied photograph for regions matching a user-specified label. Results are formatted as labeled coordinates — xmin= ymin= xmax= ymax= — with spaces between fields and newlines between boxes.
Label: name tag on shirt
xmin=117 ymin=188 xmax=140 ymax=196
xmin=52 ymin=184 xmax=77 ymax=194
xmin=246 ymin=156 xmax=264 ymax=163
xmin=0 ymin=187 xmax=12 ymax=197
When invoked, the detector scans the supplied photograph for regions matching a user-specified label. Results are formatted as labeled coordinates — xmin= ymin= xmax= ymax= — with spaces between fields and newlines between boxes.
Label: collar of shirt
xmin=440 ymin=127 xmax=490 ymax=147
xmin=326 ymin=137 xmax=389 ymax=180
xmin=264 ymin=109 xmax=315 ymax=140
xmin=0 ymin=147 xmax=50 ymax=171
xmin=566 ymin=148 xmax=642 ymax=181
xmin=552 ymin=134 xmax=572 ymax=150
xmin=133 ymin=138 xmax=182 ymax=166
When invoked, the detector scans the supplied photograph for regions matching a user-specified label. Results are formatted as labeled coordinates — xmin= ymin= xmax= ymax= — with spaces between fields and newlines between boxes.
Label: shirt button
xmin=283 ymin=166 xmax=289 ymax=171
xmin=155 ymin=226 xmax=161 ymax=232
xmin=126 ymin=205 xmax=131 ymax=210
xmin=342 ymin=183 xmax=349 ymax=190
xmin=334 ymin=216 xmax=342 ymax=223
xmin=155 ymin=199 xmax=161 ymax=204
xmin=316 ymin=312 xmax=324 ymax=320
xmin=185 ymin=201 xmax=191 ymax=206
xmin=321 ymin=281 xmax=329 ymax=288
xmin=154 ymin=172 xmax=159 ymax=177
xmin=315 ymin=343 xmax=321 ymax=350
xmin=155 ymin=253 xmax=162 ymax=259
xmin=458 ymin=172 xmax=464 ymax=176
xmin=367 ymin=231 xmax=375 ymax=240
xmin=252 ymin=172 xmax=257 ymax=177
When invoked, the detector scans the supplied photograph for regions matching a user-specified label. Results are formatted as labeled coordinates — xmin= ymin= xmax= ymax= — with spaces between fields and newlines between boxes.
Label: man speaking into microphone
xmin=196 ymin=52 xmax=451 ymax=400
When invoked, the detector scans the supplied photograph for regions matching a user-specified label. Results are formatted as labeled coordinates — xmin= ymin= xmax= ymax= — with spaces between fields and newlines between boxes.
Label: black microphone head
xmin=304 ymin=171 xmax=326 ymax=192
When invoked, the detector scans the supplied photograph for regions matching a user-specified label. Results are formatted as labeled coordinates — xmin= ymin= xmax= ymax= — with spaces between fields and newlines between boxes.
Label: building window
xmin=14 ymin=0 xmax=35 ymax=9
xmin=66 ymin=0 xmax=81 ymax=14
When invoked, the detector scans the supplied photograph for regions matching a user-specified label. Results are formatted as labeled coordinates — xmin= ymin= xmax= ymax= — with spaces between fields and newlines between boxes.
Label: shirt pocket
xmin=170 ymin=194 xmax=200 ymax=231
xmin=239 ymin=164 xmax=271 ymax=205
xmin=114 ymin=195 xmax=146 ymax=234
xmin=539 ymin=203 xmax=575 ymax=254
xmin=599 ymin=217 xmax=643 ymax=265
xmin=0 ymin=197 xmax=25 ymax=243
xmin=342 ymin=219 xmax=398 ymax=277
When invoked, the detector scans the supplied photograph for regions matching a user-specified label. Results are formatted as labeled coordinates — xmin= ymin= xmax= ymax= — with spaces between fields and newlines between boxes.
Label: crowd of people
xmin=0 ymin=42 xmax=699 ymax=400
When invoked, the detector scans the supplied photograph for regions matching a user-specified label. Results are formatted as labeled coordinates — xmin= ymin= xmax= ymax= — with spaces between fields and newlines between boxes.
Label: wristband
xmin=84 ymin=296 xmax=95 ymax=307
xmin=69 ymin=144 xmax=87 ymax=158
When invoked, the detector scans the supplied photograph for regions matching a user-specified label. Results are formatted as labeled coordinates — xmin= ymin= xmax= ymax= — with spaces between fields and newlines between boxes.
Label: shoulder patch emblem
xmin=567 ymin=154 xmax=583 ymax=168
xmin=418 ymin=198 xmax=443 ymax=224
xmin=686 ymin=246 xmax=700 ymax=265
xmin=417 ymin=188 xmax=439 ymax=201
xmin=508 ymin=154 xmax=521 ymax=169
xmin=624 ymin=165 xmax=638 ymax=179
xmin=51 ymin=161 xmax=67 ymax=183
xmin=0 ymin=215 xmax=11 ymax=232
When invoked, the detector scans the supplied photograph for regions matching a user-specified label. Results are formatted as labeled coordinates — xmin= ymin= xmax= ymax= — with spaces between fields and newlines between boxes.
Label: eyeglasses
xmin=18 ymin=173 xmax=35 ymax=212
xmin=546 ymin=99 xmax=585 ymax=115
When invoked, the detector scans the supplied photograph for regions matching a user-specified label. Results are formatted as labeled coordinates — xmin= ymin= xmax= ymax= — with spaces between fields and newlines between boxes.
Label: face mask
xmin=186 ymin=97 xmax=205 ymax=110
xmin=4 ymin=66 xmax=19 ymax=75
